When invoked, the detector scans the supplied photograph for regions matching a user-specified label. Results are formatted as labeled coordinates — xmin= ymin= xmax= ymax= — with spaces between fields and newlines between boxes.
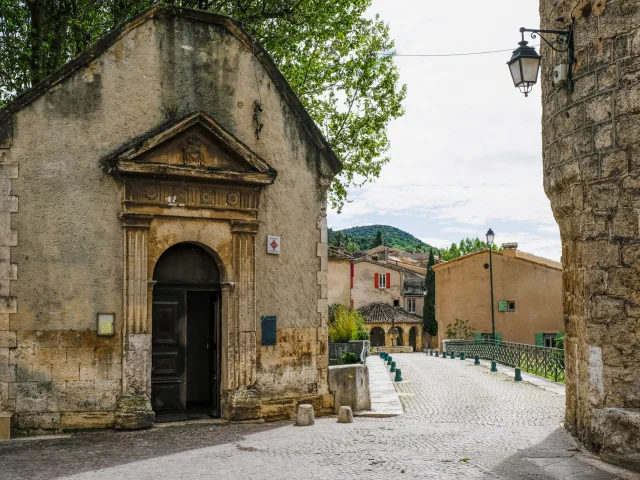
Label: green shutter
xmin=535 ymin=333 xmax=544 ymax=347
xmin=498 ymin=300 xmax=508 ymax=312
xmin=474 ymin=333 xmax=482 ymax=343
xmin=494 ymin=333 xmax=502 ymax=342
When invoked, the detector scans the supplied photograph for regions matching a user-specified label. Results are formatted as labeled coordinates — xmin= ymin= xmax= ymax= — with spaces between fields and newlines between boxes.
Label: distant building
xmin=359 ymin=302 xmax=423 ymax=351
xmin=432 ymin=243 xmax=563 ymax=348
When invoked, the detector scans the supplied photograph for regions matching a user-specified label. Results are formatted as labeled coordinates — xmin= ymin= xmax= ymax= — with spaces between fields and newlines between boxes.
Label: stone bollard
xmin=450 ymin=352 xmax=455 ymax=359
xmin=474 ymin=355 xmax=480 ymax=365
xmin=394 ymin=368 xmax=403 ymax=382
xmin=390 ymin=361 xmax=396 ymax=372
xmin=442 ymin=351 xmax=447 ymax=359
xmin=435 ymin=351 xmax=439 ymax=357
xmin=515 ymin=368 xmax=523 ymax=382
xmin=337 ymin=406 xmax=354 ymax=423
xmin=296 ymin=404 xmax=315 ymax=426
xmin=491 ymin=361 xmax=498 ymax=372
xmin=460 ymin=352 xmax=466 ymax=360
xmin=428 ymin=349 xmax=432 ymax=356
xmin=387 ymin=356 xmax=393 ymax=366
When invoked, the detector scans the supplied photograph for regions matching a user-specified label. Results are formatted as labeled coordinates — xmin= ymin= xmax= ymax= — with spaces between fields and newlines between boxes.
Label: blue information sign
xmin=261 ymin=316 xmax=277 ymax=346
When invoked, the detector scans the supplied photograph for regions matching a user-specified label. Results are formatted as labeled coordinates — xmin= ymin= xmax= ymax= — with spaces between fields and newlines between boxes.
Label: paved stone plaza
xmin=0 ymin=354 xmax=636 ymax=479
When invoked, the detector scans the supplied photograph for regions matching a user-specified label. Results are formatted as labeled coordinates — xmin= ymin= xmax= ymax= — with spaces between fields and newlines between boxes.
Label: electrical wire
xmin=379 ymin=46 xmax=539 ymax=58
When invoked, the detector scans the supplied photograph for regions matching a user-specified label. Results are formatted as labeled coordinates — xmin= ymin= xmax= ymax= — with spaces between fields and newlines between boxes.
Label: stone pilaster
xmin=226 ymin=220 xmax=261 ymax=420
xmin=540 ymin=0 xmax=640 ymax=469
xmin=0 ymin=123 xmax=17 ymax=413
xmin=116 ymin=213 xmax=154 ymax=429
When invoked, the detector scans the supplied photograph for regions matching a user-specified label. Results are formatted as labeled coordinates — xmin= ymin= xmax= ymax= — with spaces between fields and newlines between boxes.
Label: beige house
xmin=0 ymin=7 xmax=341 ymax=433
xmin=328 ymin=248 xmax=351 ymax=307
xmin=433 ymin=244 xmax=563 ymax=349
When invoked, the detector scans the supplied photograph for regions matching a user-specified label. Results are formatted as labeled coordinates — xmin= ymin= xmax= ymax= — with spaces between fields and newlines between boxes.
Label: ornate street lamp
xmin=486 ymin=229 xmax=496 ymax=342
xmin=508 ymin=25 xmax=574 ymax=96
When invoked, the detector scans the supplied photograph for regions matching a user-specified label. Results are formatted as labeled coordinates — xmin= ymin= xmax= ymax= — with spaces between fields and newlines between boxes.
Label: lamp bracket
xmin=519 ymin=25 xmax=575 ymax=92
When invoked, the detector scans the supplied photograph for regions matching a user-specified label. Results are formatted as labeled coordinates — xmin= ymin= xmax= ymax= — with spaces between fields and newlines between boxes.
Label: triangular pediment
xmin=104 ymin=112 xmax=277 ymax=185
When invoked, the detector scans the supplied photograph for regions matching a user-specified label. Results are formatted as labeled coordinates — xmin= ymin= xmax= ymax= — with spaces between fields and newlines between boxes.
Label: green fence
xmin=444 ymin=339 xmax=565 ymax=383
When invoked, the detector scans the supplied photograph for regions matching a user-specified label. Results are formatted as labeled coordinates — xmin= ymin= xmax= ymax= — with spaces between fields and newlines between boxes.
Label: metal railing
xmin=443 ymin=339 xmax=565 ymax=383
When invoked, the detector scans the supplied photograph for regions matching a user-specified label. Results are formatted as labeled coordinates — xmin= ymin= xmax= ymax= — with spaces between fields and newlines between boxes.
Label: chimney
xmin=501 ymin=242 xmax=518 ymax=257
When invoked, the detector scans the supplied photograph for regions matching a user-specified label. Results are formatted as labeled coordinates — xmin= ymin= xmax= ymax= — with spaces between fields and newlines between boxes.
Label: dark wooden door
xmin=151 ymin=290 xmax=187 ymax=422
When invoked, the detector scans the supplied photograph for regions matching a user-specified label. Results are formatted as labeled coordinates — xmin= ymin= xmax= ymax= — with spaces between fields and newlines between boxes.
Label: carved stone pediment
xmin=103 ymin=112 xmax=277 ymax=186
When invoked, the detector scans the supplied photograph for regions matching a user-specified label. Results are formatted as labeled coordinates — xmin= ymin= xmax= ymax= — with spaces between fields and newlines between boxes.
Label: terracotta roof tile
xmin=358 ymin=302 xmax=423 ymax=324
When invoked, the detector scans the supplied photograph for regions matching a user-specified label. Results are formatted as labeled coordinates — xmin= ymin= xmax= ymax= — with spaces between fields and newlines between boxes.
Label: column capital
xmin=231 ymin=220 xmax=260 ymax=235
xmin=120 ymin=213 xmax=154 ymax=229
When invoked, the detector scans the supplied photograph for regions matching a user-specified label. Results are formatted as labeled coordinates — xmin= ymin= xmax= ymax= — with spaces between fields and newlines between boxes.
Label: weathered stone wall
xmin=351 ymin=263 xmax=402 ymax=308
xmin=0 ymin=8 xmax=335 ymax=430
xmin=540 ymin=0 xmax=640 ymax=468
xmin=327 ymin=258 xmax=351 ymax=307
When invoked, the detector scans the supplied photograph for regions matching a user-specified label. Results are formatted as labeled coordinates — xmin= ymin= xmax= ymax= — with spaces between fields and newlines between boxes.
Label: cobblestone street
xmin=0 ymin=354 xmax=635 ymax=480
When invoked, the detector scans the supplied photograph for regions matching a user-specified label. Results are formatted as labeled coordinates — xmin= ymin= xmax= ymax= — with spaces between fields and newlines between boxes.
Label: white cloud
xmin=421 ymin=237 xmax=453 ymax=249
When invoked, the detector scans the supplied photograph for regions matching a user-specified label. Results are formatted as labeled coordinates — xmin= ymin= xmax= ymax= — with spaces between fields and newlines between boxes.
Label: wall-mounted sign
xmin=261 ymin=316 xmax=277 ymax=346
xmin=498 ymin=301 xmax=508 ymax=312
xmin=267 ymin=235 xmax=281 ymax=254
xmin=97 ymin=313 xmax=115 ymax=336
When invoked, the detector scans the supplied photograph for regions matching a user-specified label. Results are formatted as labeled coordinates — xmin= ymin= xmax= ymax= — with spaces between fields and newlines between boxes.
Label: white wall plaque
xmin=267 ymin=235 xmax=281 ymax=254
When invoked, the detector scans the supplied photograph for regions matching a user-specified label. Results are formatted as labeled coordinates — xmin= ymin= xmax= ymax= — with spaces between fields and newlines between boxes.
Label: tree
xmin=423 ymin=249 xmax=437 ymax=336
xmin=372 ymin=230 xmax=383 ymax=247
xmin=0 ymin=1 xmax=406 ymax=212
xmin=440 ymin=237 xmax=501 ymax=261
xmin=445 ymin=319 xmax=476 ymax=340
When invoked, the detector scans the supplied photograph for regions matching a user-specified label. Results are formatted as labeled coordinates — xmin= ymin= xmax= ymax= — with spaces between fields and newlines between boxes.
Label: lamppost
xmin=486 ymin=229 xmax=496 ymax=341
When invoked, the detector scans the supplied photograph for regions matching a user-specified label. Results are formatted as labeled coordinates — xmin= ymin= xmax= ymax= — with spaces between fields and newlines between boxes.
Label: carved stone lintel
xmin=119 ymin=213 xmax=154 ymax=230
xmin=231 ymin=220 xmax=260 ymax=235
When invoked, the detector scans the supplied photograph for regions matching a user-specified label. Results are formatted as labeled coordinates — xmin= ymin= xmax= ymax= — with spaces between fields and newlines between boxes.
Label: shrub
xmin=445 ymin=318 xmax=476 ymax=340
xmin=328 ymin=305 xmax=366 ymax=343
xmin=341 ymin=352 xmax=360 ymax=364
xmin=354 ymin=329 xmax=370 ymax=340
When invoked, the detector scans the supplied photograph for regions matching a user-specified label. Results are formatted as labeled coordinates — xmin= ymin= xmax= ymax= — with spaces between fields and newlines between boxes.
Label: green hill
xmin=329 ymin=225 xmax=434 ymax=253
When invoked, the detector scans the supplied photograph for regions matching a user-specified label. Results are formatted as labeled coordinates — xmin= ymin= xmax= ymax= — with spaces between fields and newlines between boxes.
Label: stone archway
xmin=370 ymin=327 xmax=385 ymax=348
xmin=409 ymin=327 xmax=418 ymax=352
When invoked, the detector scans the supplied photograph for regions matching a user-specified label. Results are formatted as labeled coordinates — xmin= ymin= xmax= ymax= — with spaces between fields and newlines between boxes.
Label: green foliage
xmin=341 ymin=351 xmax=360 ymax=364
xmin=439 ymin=237 xmax=502 ymax=261
xmin=445 ymin=319 xmax=476 ymax=340
xmin=354 ymin=329 xmax=370 ymax=340
xmin=554 ymin=334 xmax=564 ymax=350
xmin=372 ymin=230 xmax=383 ymax=247
xmin=0 ymin=0 xmax=406 ymax=212
xmin=329 ymin=225 xmax=433 ymax=253
xmin=328 ymin=305 xmax=366 ymax=343
xmin=423 ymin=250 xmax=437 ymax=336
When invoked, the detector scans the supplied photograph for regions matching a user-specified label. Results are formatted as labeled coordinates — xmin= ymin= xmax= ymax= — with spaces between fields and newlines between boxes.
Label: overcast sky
xmin=327 ymin=0 xmax=562 ymax=261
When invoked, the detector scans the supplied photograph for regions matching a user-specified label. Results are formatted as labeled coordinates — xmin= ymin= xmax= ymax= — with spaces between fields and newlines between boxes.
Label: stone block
xmin=228 ymin=389 xmax=262 ymax=421
xmin=580 ymin=155 xmax=599 ymax=181
xmin=0 ymin=297 xmax=16 ymax=314
xmin=0 ymin=164 xmax=18 ymax=179
xmin=115 ymin=395 xmax=154 ymax=430
xmin=586 ymin=183 xmax=618 ymax=210
xmin=601 ymin=150 xmax=628 ymax=178
xmin=0 ymin=179 xmax=10 ymax=196
xmin=0 ymin=313 xmax=8 ymax=331
xmin=583 ymin=241 xmax=620 ymax=267
xmin=0 ymin=364 xmax=16 ymax=382
xmin=80 ymin=363 xmax=109 ymax=381
xmin=52 ymin=364 xmax=79 ymax=381
xmin=616 ymin=87 xmax=640 ymax=115
xmin=14 ymin=382 xmax=48 ymax=413
xmin=622 ymin=244 xmax=640 ymax=267
xmin=39 ymin=412 xmax=60 ymax=430
xmin=295 ymin=404 xmax=314 ymax=426
xmin=16 ymin=364 xmax=51 ymax=382
xmin=0 ymin=280 xmax=10 ymax=297
xmin=586 ymin=94 xmax=612 ymax=123
xmin=16 ymin=412 xmax=39 ymax=430
xmin=594 ymin=296 xmax=625 ymax=323
xmin=337 ymin=405 xmax=353 ymax=423
xmin=611 ymin=209 xmax=639 ymax=238
xmin=616 ymin=114 xmax=640 ymax=148
xmin=17 ymin=330 xmax=36 ymax=345
xmin=594 ymin=122 xmax=613 ymax=150
xmin=597 ymin=65 xmax=618 ymax=90
xmin=0 ymin=347 xmax=7 ymax=365
xmin=61 ymin=380 xmax=96 ymax=411
xmin=66 ymin=347 xmax=95 ymax=365
xmin=572 ymin=72 xmax=597 ymax=101
xmin=34 ymin=347 xmax=67 ymax=365
xmin=0 ymin=330 xmax=16 ymax=348
xmin=0 ymin=196 xmax=17 ymax=213
xmin=60 ymin=412 xmax=115 ymax=430
xmin=95 ymin=347 xmax=116 ymax=364
xmin=36 ymin=331 xmax=81 ymax=348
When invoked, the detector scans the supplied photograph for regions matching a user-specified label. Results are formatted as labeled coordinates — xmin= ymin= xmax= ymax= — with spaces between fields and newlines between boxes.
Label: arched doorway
xmin=151 ymin=243 xmax=221 ymax=422
xmin=409 ymin=327 xmax=417 ymax=352
xmin=396 ymin=327 xmax=404 ymax=347
xmin=370 ymin=327 xmax=385 ymax=348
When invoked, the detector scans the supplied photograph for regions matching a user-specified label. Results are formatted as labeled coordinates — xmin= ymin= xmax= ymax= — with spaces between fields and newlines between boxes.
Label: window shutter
xmin=495 ymin=333 xmax=502 ymax=342
xmin=535 ymin=333 xmax=544 ymax=347
xmin=350 ymin=264 xmax=354 ymax=289
xmin=474 ymin=333 xmax=482 ymax=342
xmin=374 ymin=273 xmax=379 ymax=289
xmin=386 ymin=273 xmax=391 ymax=289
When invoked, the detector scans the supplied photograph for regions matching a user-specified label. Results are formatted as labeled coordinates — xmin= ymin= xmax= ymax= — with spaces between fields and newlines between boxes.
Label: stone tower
xmin=539 ymin=0 xmax=640 ymax=469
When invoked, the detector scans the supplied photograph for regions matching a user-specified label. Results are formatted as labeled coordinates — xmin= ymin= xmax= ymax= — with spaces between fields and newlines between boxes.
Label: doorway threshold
xmin=153 ymin=418 xmax=229 ymax=429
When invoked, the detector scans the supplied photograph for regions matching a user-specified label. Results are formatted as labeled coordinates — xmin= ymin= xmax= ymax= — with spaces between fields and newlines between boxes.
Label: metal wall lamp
xmin=508 ymin=25 xmax=575 ymax=97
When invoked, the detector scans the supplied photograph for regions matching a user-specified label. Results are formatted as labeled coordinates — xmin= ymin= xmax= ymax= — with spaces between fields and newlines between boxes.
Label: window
xmin=543 ymin=333 xmax=557 ymax=348
xmin=499 ymin=300 xmax=516 ymax=312
xmin=378 ymin=273 xmax=386 ymax=288
xmin=406 ymin=298 xmax=416 ymax=313
xmin=393 ymin=299 xmax=400 ymax=307
xmin=481 ymin=333 xmax=493 ymax=341
xmin=508 ymin=301 xmax=516 ymax=312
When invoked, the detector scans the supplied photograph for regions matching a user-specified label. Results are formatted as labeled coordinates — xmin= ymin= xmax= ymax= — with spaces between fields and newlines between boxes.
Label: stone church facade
xmin=540 ymin=0 xmax=640 ymax=469
xmin=0 ymin=6 xmax=340 ymax=432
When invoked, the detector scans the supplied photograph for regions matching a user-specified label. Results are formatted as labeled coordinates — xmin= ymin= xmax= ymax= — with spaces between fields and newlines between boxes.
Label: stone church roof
xmin=0 ymin=6 xmax=341 ymax=176
xmin=359 ymin=302 xmax=423 ymax=325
